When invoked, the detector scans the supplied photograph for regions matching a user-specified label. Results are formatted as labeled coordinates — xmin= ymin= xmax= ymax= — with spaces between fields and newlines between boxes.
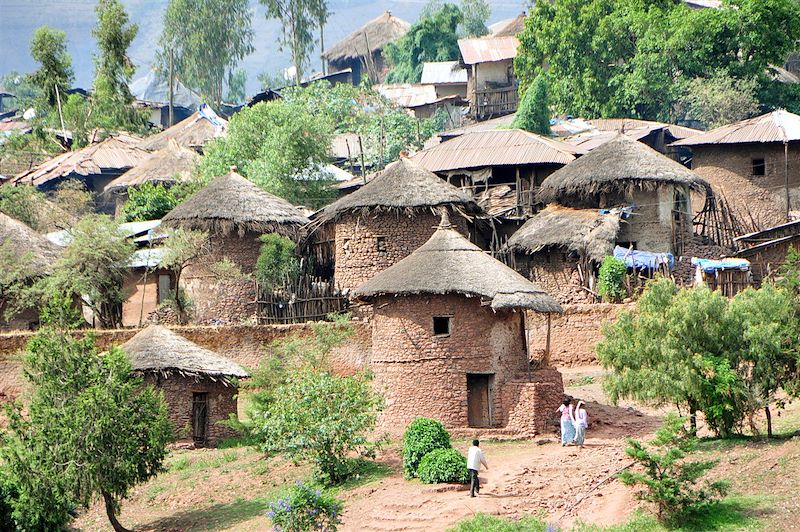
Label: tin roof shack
xmin=353 ymin=214 xmax=564 ymax=437
xmin=376 ymin=84 xmax=464 ymax=125
xmin=121 ymin=246 xmax=177 ymax=328
xmin=420 ymin=61 xmax=468 ymax=99
xmin=162 ymin=170 xmax=309 ymax=324
xmin=121 ymin=326 xmax=249 ymax=447
xmin=312 ymin=158 xmax=480 ymax=295
xmin=458 ymin=35 xmax=519 ymax=120
xmin=130 ymin=69 xmax=202 ymax=129
xmin=0 ymin=213 xmax=61 ymax=330
xmin=672 ymin=111 xmax=800 ymax=229
xmin=322 ymin=11 xmax=410 ymax=85
xmin=735 ymin=220 xmax=800 ymax=284
xmin=137 ymin=107 xmax=227 ymax=154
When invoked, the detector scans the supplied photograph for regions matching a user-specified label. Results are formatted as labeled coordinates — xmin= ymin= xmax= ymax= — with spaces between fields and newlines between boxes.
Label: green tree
xmin=597 ymin=256 xmax=627 ymax=303
xmin=459 ymin=0 xmax=490 ymax=37
xmin=122 ymin=182 xmax=181 ymax=222
xmin=159 ymin=0 xmax=254 ymax=107
xmin=0 ymin=185 xmax=47 ymax=229
xmin=678 ymin=72 xmax=760 ymax=130
xmin=2 ymin=328 xmax=171 ymax=532
xmin=511 ymin=74 xmax=551 ymax=135
xmin=92 ymin=0 xmax=137 ymax=104
xmin=226 ymin=68 xmax=248 ymax=104
xmin=256 ymin=233 xmax=300 ymax=290
xmin=261 ymin=0 xmax=330 ymax=83
xmin=157 ymin=228 xmax=209 ymax=323
xmin=28 ymin=26 xmax=74 ymax=108
xmin=385 ymin=4 xmax=463 ymax=83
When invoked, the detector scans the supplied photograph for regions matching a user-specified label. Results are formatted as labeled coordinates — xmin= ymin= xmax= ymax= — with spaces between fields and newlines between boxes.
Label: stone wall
xmin=616 ymin=187 xmax=683 ymax=253
xmin=502 ymin=368 xmax=565 ymax=436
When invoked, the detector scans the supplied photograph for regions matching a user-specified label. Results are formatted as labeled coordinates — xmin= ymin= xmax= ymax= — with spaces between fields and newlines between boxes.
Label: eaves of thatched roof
xmin=323 ymin=11 xmax=411 ymax=63
xmin=505 ymin=205 xmax=621 ymax=263
xmin=0 ymin=212 xmax=61 ymax=276
xmin=104 ymin=141 xmax=199 ymax=193
xmin=121 ymin=325 xmax=249 ymax=383
xmin=538 ymin=134 xmax=706 ymax=205
xmin=354 ymin=213 xmax=562 ymax=313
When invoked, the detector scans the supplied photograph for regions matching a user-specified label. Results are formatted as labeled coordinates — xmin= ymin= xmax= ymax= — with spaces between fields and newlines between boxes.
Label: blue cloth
xmin=198 ymin=103 xmax=224 ymax=128
xmin=613 ymin=246 xmax=675 ymax=270
xmin=690 ymin=257 xmax=750 ymax=273
xmin=561 ymin=419 xmax=575 ymax=445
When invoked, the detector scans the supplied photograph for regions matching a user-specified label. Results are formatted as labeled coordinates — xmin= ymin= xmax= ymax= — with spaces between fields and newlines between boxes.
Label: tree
xmin=226 ymin=68 xmax=248 ymax=104
xmin=92 ymin=0 xmax=137 ymax=104
xmin=2 ymin=327 xmax=171 ymax=532
xmin=158 ymin=228 xmax=209 ymax=323
xmin=256 ymin=233 xmax=300 ymax=290
xmin=122 ymin=182 xmax=181 ymax=222
xmin=0 ymin=185 xmax=47 ymax=229
xmin=511 ymin=74 xmax=551 ymax=135
xmin=0 ymin=243 xmax=34 ymax=323
xmin=459 ymin=0 xmax=490 ymax=37
xmin=159 ymin=0 xmax=254 ymax=107
xmin=261 ymin=0 xmax=331 ymax=83
xmin=28 ymin=26 xmax=74 ymax=108
xmin=385 ymin=4 xmax=463 ymax=83
xmin=678 ymin=72 xmax=760 ymax=130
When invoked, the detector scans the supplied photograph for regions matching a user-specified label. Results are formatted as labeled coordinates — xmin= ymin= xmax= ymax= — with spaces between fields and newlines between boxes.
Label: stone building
xmin=162 ymin=169 xmax=309 ymax=324
xmin=672 ymin=110 xmax=800 ymax=229
xmin=311 ymin=157 xmax=480 ymax=294
xmin=353 ymin=213 xmax=564 ymax=437
xmin=506 ymin=134 xmax=707 ymax=301
xmin=121 ymin=325 xmax=249 ymax=447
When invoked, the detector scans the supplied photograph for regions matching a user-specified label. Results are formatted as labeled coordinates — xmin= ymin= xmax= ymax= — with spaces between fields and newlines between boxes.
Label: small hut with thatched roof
xmin=121 ymin=326 xmax=249 ymax=447
xmin=353 ymin=213 xmax=564 ymax=437
xmin=322 ymin=11 xmax=410 ymax=84
xmin=162 ymin=169 xmax=309 ymax=324
xmin=0 ymin=212 xmax=61 ymax=330
xmin=312 ymin=157 xmax=481 ymax=294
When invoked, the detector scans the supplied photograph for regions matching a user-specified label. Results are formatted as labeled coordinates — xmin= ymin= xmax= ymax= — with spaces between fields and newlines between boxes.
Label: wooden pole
xmin=785 ymin=141 xmax=791 ymax=220
xmin=54 ymin=84 xmax=67 ymax=141
xmin=168 ymin=49 xmax=175 ymax=127
xmin=545 ymin=313 xmax=552 ymax=368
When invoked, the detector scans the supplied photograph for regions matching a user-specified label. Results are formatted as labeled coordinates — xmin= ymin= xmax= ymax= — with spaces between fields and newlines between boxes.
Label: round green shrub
xmin=402 ymin=418 xmax=451 ymax=479
xmin=598 ymin=256 xmax=627 ymax=302
xmin=417 ymin=448 xmax=470 ymax=484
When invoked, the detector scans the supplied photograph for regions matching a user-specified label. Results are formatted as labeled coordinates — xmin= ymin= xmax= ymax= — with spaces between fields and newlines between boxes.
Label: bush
xmin=619 ymin=415 xmax=729 ymax=523
xmin=402 ymin=418 xmax=451 ymax=479
xmin=597 ymin=256 xmax=627 ymax=302
xmin=417 ymin=448 xmax=469 ymax=484
xmin=267 ymin=482 xmax=342 ymax=532
xmin=256 ymin=233 xmax=300 ymax=290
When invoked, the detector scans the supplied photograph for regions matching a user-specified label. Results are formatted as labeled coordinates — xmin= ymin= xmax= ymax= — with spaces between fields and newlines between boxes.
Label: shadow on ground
xmin=138 ymin=498 xmax=266 ymax=531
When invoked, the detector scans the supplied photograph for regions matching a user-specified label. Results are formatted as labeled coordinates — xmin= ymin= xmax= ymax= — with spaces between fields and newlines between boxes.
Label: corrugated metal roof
xmin=672 ymin=110 xmax=800 ymax=146
xmin=458 ymin=36 xmax=519 ymax=65
xmin=129 ymin=247 xmax=168 ymax=269
xmin=412 ymin=128 xmax=581 ymax=172
xmin=376 ymin=84 xmax=460 ymax=108
xmin=421 ymin=61 xmax=468 ymax=85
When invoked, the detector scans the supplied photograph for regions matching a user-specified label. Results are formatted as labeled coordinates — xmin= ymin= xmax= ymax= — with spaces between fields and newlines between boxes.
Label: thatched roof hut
xmin=138 ymin=110 xmax=227 ymax=153
xmin=317 ymin=157 xmax=480 ymax=223
xmin=505 ymin=205 xmax=621 ymax=262
xmin=104 ymin=141 xmax=199 ymax=193
xmin=121 ymin=325 xmax=248 ymax=384
xmin=354 ymin=213 xmax=562 ymax=313
xmin=538 ymin=134 xmax=706 ymax=205
xmin=0 ymin=212 xmax=61 ymax=276
xmin=322 ymin=11 xmax=410 ymax=64
xmin=162 ymin=169 xmax=309 ymax=237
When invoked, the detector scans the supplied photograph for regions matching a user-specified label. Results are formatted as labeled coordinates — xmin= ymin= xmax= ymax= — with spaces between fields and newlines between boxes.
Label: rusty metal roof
xmin=412 ymin=129 xmax=582 ymax=172
xmin=376 ymin=84 xmax=460 ymax=108
xmin=421 ymin=61 xmax=468 ymax=85
xmin=672 ymin=110 xmax=800 ymax=147
xmin=458 ymin=36 xmax=519 ymax=65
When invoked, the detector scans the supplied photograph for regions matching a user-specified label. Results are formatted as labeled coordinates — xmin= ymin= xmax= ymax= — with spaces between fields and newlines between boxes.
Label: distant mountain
xmin=0 ymin=0 xmax=527 ymax=97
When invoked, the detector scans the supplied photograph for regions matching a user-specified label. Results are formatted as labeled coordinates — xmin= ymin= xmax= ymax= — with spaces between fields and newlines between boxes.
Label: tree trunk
xmin=765 ymin=405 xmax=773 ymax=439
xmin=688 ymin=400 xmax=698 ymax=435
xmin=102 ymin=491 xmax=131 ymax=532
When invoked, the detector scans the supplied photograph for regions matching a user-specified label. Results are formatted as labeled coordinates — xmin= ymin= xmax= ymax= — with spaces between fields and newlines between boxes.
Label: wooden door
xmin=467 ymin=374 xmax=492 ymax=427
xmin=192 ymin=392 xmax=208 ymax=446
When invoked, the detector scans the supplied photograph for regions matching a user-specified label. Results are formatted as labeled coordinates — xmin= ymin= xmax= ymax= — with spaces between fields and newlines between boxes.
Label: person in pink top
xmin=571 ymin=400 xmax=588 ymax=448
xmin=557 ymin=398 xmax=574 ymax=446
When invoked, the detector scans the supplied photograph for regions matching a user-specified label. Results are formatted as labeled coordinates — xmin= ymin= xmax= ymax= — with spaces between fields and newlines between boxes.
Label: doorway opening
xmin=466 ymin=373 xmax=494 ymax=427
xmin=192 ymin=392 xmax=208 ymax=446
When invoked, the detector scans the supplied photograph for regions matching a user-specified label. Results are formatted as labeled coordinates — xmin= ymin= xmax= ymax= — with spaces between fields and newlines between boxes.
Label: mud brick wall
xmin=333 ymin=210 xmax=469 ymax=293
xmin=691 ymin=143 xmax=800 ymax=229
xmin=518 ymin=252 xmax=593 ymax=305
xmin=370 ymin=294 xmax=530 ymax=435
xmin=616 ymin=187 xmax=684 ymax=253
xmin=143 ymin=374 xmax=238 ymax=447
xmin=502 ymin=368 xmax=565 ymax=436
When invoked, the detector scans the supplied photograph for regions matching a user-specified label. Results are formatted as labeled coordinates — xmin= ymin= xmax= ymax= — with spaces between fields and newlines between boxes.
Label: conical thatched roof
xmin=162 ymin=169 xmax=309 ymax=237
xmin=104 ymin=141 xmax=199 ymax=192
xmin=121 ymin=326 xmax=249 ymax=383
xmin=538 ymin=134 xmax=705 ymax=205
xmin=323 ymin=11 xmax=411 ymax=63
xmin=354 ymin=213 xmax=562 ymax=313
xmin=506 ymin=205 xmax=621 ymax=263
xmin=0 ymin=212 xmax=61 ymax=276
xmin=138 ymin=110 xmax=227 ymax=152
xmin=318 ymin=157 xmax=480 ymax=222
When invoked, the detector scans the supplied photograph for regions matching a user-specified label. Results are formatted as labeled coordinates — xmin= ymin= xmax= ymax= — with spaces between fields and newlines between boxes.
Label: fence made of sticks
xmin=255 ymin=276 xmax=349 ymax=324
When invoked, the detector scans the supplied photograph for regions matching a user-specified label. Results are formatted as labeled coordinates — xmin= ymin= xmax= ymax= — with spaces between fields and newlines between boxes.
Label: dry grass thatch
xmin=104 ymin=141 xmax=199 ymax=192
xmin=538 ymin=134 xmax=706 ymax=204
xmin=121 ymin=325 xmax=249 ymax=384
xmin=322 ymin=11 xmax=411 ymax=63
xmin=318 ymin=158 xmax=480 ymax=223
xmin=0 ymin=212 xmax=61 ymax=276
xmin=138 ymin=112 xmax=227 ymax=153
xmin=354 ymin=212 xmax=562 ymax=313
xmin=161 ymin=170 xmax=309 ymax=238
xmin=505 ymin=205 xmax=621 ymax=263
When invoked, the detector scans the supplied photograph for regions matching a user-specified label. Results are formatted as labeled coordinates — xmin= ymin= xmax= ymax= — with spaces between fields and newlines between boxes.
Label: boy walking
xmin=467 ymin=439 xmax=488 ymax=497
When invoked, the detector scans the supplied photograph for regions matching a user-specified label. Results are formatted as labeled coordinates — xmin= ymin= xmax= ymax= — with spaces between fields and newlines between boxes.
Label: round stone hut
xmin=353 ymin=213 xmax=564 ymax=437
xmin=121 ymin=325 xmax=249 ymax=447
xmin=314 ymin=157 xmax=481 ymax=294
xmin=161 ymin=169 xmax=309 ymax=324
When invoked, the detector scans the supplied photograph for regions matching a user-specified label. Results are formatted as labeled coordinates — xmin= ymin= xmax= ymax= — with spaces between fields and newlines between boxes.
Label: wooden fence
xmin=255 ymin=277 xmax=349 ymax=324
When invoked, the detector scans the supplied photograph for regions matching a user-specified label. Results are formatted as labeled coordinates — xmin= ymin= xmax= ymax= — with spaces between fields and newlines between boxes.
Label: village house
xmin=121 ymin=245 xmax=175 ymax=328
xmin=120 ymin=325 xmax=249 ymax=447
xmin=420 ymin=61 xmax=468 ymax=100
xmin=130 ymin=69 xmax=203 ymax=129
xmin=353 ymin=213 xmax=564 ymax=437
xmin=458 ymin=35 xmax=519 ymax=120
xmin=161 ymin=169 xmax=309 ymax=325
xmin=311 ymin=157 xmax=480 ymax=295
xmin=322 ymin=11 xmax=410 ymax=85
xmin=735 ymin=219 xmax=800 ymax=284
xmin=137 ymin=105 xmax=227 ymax=154
xmin=507 ymin=134 xmax=707 ymax=301
xmin=375 ymin=84 xmax=463 ymax=126
xmin=672 ymin=110 xmax=800 ymax=229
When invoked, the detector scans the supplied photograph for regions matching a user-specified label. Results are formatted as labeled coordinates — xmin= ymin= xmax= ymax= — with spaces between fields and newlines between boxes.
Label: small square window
xmin=433 ymin=316 xmax=451 ymax=336
xmin=752 ymin=158 xmax=766 ymax=176
xmin=376 ymin=235 xmax=387 ymax=252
